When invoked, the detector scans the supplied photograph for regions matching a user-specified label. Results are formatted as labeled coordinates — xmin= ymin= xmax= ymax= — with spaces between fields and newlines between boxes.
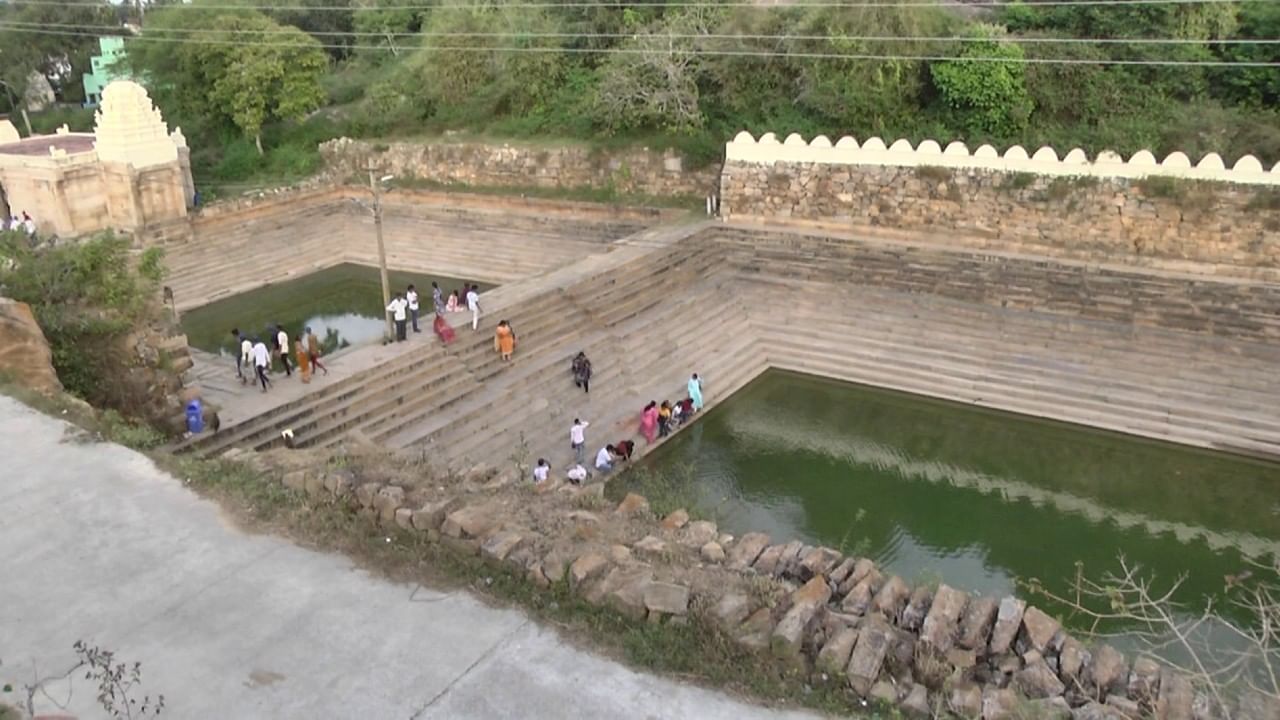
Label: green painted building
xmin=82 ymin=36 xmax=129 ymax=107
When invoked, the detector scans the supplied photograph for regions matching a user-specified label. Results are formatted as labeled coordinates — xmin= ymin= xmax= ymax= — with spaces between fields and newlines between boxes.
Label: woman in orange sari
xmin=294 ymin=339 xmax=312 ymax=383
xmin=494 ymin=320 xmax=515 ymax=361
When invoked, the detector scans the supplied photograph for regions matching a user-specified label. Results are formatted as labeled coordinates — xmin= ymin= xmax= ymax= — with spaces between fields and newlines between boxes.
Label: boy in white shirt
xmin=532 ymin=458 xmax=549 ymax=483
xmin=406 ymin=284 xmax=421 ymax=333
xmin=595 ymin=445 xmax=616 ymax=475
xmin=466 ymin=286 xmax=481 ymax=331
xmin=386 ymin=292 xmax=408 ymax=342
xmin=570 ymin=418 xmax=589 ymax=465
xmin=275 ymin=324 xmax=292 ymax=377
xmin=566 ymin=465 xmax=588 ymax=485
xmin=251 ymin=338 xmax=272 ymax=392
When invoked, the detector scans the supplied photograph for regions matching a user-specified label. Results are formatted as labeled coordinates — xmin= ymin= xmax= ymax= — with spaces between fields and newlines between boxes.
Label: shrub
xmin=0 ymin=233 xmax=166 ymax=414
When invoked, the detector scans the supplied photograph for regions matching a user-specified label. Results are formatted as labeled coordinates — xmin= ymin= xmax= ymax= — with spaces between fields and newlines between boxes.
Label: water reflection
xmin=181 ymin=264 xmax=491 ymax=355
xmin=642 ymin=370 xmax=1280 ymax=630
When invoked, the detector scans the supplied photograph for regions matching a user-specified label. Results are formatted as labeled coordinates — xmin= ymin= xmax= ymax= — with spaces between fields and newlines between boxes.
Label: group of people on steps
xmin=230 ymin=325 xmax=329 ymax=393
xmin=229 ymin=281 xmax=707 ymax=479
xmin=385 ymin=281 xmax=482 ymax=343
xmin=534 ymin=371 xmax=705 ymax=485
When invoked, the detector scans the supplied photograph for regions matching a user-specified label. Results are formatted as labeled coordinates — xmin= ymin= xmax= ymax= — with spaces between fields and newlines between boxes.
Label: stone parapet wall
xmin=319 ymin=137 xmax=720 ymax=199
xmin=242 ymin=447 xmax=1267 ymax=720
xmin=710 ymin=225 xmax=1280 ymax=346
xmin=720 ymin=133 xmax=1280 ymax=278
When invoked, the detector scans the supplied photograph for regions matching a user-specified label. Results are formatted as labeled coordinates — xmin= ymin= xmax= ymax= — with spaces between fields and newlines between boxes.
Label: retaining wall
xmin=721 ymin=133 xmax=1280 ymax=278
xmin=319 ymin=137 xmax=720 ymax=199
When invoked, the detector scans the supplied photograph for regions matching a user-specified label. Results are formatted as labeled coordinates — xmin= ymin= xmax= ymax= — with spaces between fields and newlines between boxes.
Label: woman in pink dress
xmin=640 ymin=401 xmax=659 ymax=444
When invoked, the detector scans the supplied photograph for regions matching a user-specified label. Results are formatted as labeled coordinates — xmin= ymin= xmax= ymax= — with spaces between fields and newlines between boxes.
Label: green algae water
xmin=642 ymin=370 xmax=1280 ymax=633
xmin=181 ymin=264 xmax=490 ymax=356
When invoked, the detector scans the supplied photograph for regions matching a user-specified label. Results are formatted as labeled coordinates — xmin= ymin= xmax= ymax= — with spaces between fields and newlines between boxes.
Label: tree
xmin=0 ymin=0 xmax=119 ymax=106
xmin=408 ymin=4 xmax=567 ymax=122
xmin=929 ymin=25 xmax=1034 ymax=139
xmin=788 ymin=4 xmax=956 ymax=136
xmin=352 ymin=0 xmax=430 ymax=57
xmin=125 ymin=6 xmax=328 ymax=154
xmin=592 ymin=6 xmax=726 ymax=133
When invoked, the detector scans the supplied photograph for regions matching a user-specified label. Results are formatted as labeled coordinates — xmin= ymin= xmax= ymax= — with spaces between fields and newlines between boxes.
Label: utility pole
xmin=368 ymin=168 xmax=393 ymax=341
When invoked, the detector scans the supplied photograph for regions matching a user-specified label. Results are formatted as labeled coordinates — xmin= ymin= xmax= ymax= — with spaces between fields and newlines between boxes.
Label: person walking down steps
xmin=572 ymin=351 xmax=592 ymax=394
xmin=467 ymin=284 xmax=481 ymax=331
xmin=495 ymin=320 xmax=516 ymax=362
xmin=406 ymin=284 xmax=421 ymax=334
xmin=570 ymin=418 xmax=590 ymax=465
xmin=387 ymin=292 xmax=409 ymax=342
xmin=688 ymin=373 xmax=705 ymax=411
xmin=304 ymin=327 xmax=329 ymax=376
xmin=251 ymin=337 xmax=272 ymax=393
xmin=275 ymin=324 xmax=293 ymax=377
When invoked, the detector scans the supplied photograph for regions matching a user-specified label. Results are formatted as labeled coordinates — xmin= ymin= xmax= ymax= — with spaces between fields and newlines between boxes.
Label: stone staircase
xmin=180 ymin=223 xmax=734 ymax=462
xmin=181 ymin=216 xmax=1280 ymax=466
xmin=747 ymin=277 xmax=1280 ymax=458
xmin=164 ymin=199 xmax=655 ymax=312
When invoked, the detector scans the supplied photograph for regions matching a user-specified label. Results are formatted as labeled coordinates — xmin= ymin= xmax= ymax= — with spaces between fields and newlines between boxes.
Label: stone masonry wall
xmin=710 ymin=225 xmax=1280 ymax=346
xmin=721 ymin=162 xmax=1280 ymax=278
xmin=241 ymin=447 xmax=1273 ymax=720
xmin=319 ymin=137 xmax=720 ymax=200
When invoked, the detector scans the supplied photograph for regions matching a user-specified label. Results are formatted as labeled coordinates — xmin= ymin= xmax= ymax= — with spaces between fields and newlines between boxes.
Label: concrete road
xmin=0 ymin=396 xmax=818 ymax=720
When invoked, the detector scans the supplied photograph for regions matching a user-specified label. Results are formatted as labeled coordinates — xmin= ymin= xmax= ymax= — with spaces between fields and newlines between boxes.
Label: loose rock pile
xmin=241 ymin=448 xmax=1267 ymax=719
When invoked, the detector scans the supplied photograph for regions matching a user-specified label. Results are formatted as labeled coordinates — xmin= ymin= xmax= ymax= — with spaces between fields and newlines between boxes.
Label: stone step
xmin=771 ymin=345 xmax=1280 ymax=458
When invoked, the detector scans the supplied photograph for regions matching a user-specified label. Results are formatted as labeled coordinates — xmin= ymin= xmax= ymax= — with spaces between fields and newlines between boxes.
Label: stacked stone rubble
xmin=242 ymin=450 xmax=1271 ymax=720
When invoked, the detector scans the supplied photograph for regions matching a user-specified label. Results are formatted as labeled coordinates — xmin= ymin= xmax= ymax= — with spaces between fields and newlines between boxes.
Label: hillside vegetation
xmin=2 ymin=0 xmax=1277 ymax=191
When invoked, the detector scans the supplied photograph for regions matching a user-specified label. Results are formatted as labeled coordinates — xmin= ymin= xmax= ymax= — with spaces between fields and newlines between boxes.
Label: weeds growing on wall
xmin=0 ymin=232 xmax=168 ymax=421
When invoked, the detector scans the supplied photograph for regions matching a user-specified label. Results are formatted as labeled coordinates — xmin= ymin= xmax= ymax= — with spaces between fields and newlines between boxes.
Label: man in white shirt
xmin=532 ymin=458 xmax=549 ymax=483
xmin=386 ymin=292 xmax=408 ymax=342
xmin=466 ymin=285 xmax=481 ymax=331
xmin=595 ymin=445 xmax=616 ymax=475
xmin=566 ymin=464 xmax=588 ymax=485
xmin=275 ymin=324 xmax=292 ymax=377
xmin=570 ymin=418 xmax=589 ymax=465
xmin=251 ymin=338 xmax=272 ymax=392
xmin=406 ymin=284 xmax=421 ymax=334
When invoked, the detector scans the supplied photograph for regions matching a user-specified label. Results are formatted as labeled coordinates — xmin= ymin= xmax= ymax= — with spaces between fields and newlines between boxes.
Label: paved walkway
xmin=0 ymin=396 xmax=818 ymax=720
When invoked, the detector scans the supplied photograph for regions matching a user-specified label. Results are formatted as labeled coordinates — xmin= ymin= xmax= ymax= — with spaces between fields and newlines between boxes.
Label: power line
xmin=0 ymin=0 xmax=1261 ymax=11
xmin=4 ymin=18 xmax=1278 ymax=44
xmin=3 ymin=23 xmax=1277 ymax=65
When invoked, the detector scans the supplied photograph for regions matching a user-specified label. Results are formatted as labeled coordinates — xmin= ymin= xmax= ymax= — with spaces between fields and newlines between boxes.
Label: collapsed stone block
xmin=846 ymin=620 xmax=892 ymax=696
xmin=957 ymin=596 xmax=999 ymax=652
xmin=615 ymin=492 xmax=650 ymax=516
xmin=660 ymin=508 xmax=689 ymax=530
xmin=1016 ymin=657 xmax=1067 ymax=699
xmin=871 ymin=575 xmax=911 ymax=621
xmin=700 ymin=541 xmax=725 ymax=563
xmin=569 ymin=552 xmax=609 ymax=591
xmin=770 ymin=576 xmax=832 ymax=659
xmin=988 ymin=596 xmax=1026 ymax=655
xmin=901 ymin=585 xmax=934 ymax=632
xmin=816 ymin=626 xmax=859 ymax=677
xmin=643 ymin=582 xmax=690 ymax=617
xmin=442 ymin=504 xmax=500 ymax=539
xmin=1020 ymin=606 xmax=1062 ymax=653
xmin=1126 ymin=656 xmax=1161 ymax=705
xmin=480 ymin=530 xmax=524 ymax=564
xmin=921 ymin=584 xmax=969 ymax=652
xmin=727 ymin=532 xmax=771 ymax=570
xmin=712 ymin=592 xmax=753 ymax=629
xmin=1088 ymin=645 xmax=1128 ymax=697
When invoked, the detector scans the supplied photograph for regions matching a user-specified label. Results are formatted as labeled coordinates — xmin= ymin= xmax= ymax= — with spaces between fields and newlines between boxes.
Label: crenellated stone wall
xmin=319 ymin=137 xmax=720 ymax=200
xmin=721 ymin=133 xmax=1280 ymax=278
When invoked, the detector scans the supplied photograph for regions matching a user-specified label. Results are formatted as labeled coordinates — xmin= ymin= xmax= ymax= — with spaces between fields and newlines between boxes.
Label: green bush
xmin=0 ymin=233 xmax=165 ymax=411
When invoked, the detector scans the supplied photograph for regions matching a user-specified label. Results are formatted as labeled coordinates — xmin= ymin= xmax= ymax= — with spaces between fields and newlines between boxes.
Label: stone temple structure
xmin=0 ymin=80 xmax=192 ymax=237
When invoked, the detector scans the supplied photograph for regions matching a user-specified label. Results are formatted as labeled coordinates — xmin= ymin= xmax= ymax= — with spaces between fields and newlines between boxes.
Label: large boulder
xmin=0 ymin=297 xmax=62 ymax=394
